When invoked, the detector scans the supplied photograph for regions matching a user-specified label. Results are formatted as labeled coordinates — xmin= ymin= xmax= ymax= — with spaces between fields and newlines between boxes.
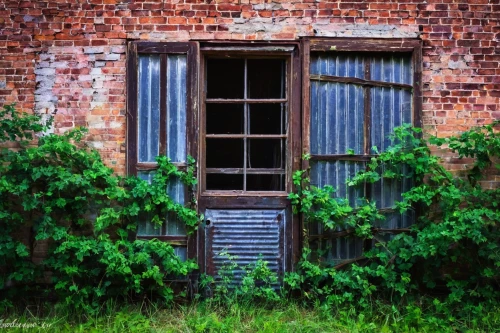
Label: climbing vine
xmin=2 ymin=102 xmax=500 ymax=318
xmin=0 ymin=104 xmax=200 ymax=313
xmin=286 ymin=122 xmax=500 ymax=313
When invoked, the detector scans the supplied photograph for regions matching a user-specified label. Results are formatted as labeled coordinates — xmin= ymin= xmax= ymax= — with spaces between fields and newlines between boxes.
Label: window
xmin=303 ymin=39 xmax=421 ymax=265
xmin=202 ymin=56 xmax=288 ymax=192
xmin=127 ymin=42 xmax=198 ymax=260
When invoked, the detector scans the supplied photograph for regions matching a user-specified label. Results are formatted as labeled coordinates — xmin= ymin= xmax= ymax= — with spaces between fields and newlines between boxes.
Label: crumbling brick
xmin=0 ymin=0 xmax=497 ymax=180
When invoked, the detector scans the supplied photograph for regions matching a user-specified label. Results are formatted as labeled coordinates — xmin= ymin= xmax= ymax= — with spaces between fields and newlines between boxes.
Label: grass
xmin=2 ymin=298 xmax=500 ymax=332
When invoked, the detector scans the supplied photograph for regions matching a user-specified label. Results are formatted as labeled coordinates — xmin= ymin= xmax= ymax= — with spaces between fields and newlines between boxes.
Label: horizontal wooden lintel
xmin=206 ymin=134 xmax=287 ymax=139
xmin=310 ymin=74 xmax=413 ymax=90
xmin=205 ymin=98 xmax=287 ymax=104
xmin=309 ymin=154 xmax=374 ymax=162
xmin=136 ymin=236 xmax=187 ymax=246
xmin=206 ymin=168 xmax=285 ymax=175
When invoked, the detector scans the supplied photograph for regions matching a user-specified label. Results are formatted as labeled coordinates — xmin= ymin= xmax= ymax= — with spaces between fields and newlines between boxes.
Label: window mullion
xmin=363 ymin=58 xmax=373 ymax=253
xmin=363 ymin=58 xmax=372 ymax=203
xmin=363 ymin=58 xmax=371 ymax=156
xmin=243 ymin=58 xmax=248 ymax=191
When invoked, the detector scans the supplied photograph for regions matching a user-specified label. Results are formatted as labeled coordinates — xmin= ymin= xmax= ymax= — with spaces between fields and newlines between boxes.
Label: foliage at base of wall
xmin=286 ymin=122 xmax=500 ymax=315
xmin=0 ymin=104 xmax=199 ymax=313
xmin=2 ymin=102 xmax=500 ymax=319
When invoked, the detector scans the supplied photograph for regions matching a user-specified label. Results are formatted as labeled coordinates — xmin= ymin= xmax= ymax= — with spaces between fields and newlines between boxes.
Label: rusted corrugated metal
xmin=369 ymin=55 xmax=414 ymax=230
xmin=205 ymin=209 xmax=284 ymax=284
xmin=310 ymin=161 xmax=365 ymax=204
xmin=310 ymin=54 xmax=365 ymax=155
xmin=308 ymin=53 xmax=414 ymax=262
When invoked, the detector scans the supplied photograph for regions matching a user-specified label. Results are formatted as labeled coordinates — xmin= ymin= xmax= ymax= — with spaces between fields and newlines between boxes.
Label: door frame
xmin=196 ymin=41 xmax=302 ymax=276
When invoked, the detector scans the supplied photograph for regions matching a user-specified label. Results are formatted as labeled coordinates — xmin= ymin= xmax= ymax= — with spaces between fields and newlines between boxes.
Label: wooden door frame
xmin=196 ymin=41 xmax=302 ymax=276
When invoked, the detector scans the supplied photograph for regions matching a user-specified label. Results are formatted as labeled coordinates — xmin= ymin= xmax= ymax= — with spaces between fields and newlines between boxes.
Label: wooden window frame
xmin=126 ymin=41 xmax=199 ymax=255
xmin=198 ymin=42 xmax=302 ymax=198
xmin=127 ymin=42 xmax=199 ymax=175
xmin=302 ymin=38 xmax=422 ymax=167
xmin=301 ymin=38 xmax=422 ymax=253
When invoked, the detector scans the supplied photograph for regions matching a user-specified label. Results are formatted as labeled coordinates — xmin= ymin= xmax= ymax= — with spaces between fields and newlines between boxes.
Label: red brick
xmin=0 ymin=0 xmax=496 ymax=182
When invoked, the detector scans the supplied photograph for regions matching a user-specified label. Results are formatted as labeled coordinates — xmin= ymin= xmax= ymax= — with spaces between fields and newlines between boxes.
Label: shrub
xmin=286 ymin=122 xmax=500 ymax=313
xmin=0 ymin=104 xmax=199 ymax=313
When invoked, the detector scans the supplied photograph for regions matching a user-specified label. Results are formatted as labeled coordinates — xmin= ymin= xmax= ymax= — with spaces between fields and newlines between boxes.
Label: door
xmin=198 ymin=43 xmax=302 ymax=284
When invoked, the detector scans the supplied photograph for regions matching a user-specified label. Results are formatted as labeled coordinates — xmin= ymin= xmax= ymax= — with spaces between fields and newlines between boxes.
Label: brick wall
xmin=0 ymin=0 xmax=499 ymax=179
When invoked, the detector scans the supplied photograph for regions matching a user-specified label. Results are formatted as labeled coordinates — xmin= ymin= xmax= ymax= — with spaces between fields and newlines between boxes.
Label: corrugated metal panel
xmin=370 ymin=55 xmax=414 ymax=230
xmin=138 ymin=55 xmax=161 ymax=163
xmin=310 ymin=82 xmax=365 ymax=155
xmin=370 ymin=55 xmax=412 ymax=85
xmin=310 ymin=54 xmax=365 ymax=155
xmin=308 ymin=53 xmax=415 ymax=261
xmin=137 ymin=171 xmax=187 ymax=236
xmin=370 ymin=87 xmax=412 ymax=152
xmin=310 ymin=54 xmax=364 ymax=78
xmin=205 ymin=209 xmax=284 ymax=284
xmin=308 ymin=161 xmax=365 ymax=262
xmin=166 ymin=55 xmax=187 ymax=163
xmin=310 ymin=236 xmax=363 ymax=265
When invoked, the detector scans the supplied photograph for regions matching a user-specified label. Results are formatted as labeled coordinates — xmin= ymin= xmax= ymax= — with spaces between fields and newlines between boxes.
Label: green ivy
xmin=0 ymin=104 xmax=199 ymax=313
xmin=286 ymin=122 xmax=500 ymax=312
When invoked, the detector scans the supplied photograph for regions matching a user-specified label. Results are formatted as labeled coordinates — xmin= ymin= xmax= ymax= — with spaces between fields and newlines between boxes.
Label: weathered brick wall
xmin=0 ymin=0 xmax=499 ymax=179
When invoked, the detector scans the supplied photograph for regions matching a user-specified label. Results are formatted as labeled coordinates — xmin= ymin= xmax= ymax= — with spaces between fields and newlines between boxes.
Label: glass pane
xmin=249 ymin=103 xmax=286 ymax=135
xmin=246 ymin=174 xmax=284 ymax=191
xmin=206 ymin=58 xmax=244 ymax=99
xmin=206 ymin=174 xmax=243 ymax=191
xmin=206 ymin=103 xmax=244 ymax=134
xmin=371 ymin=164 xmax=415 ymax=229
xmin=166 ymin=54 xmax=187 ymax=163
xmin=137 ymin=171 xmax=162 ymax=236
xmin=247 ymin=139 xmax=284 ymax=169
xmin=247 ymin=59 xmax=285 ymax=99
xmin=206 ymin=139 xmax=243 ymax=168
xmin=138 ymin=55 xmax=160 ymax=162
xmin=137 ymin=217 xmax=162 ymax=236
xmin=166 ymin=177 xmax=186 ymax=235
xmin=374 ymin=210 xmax=416 ymax=230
